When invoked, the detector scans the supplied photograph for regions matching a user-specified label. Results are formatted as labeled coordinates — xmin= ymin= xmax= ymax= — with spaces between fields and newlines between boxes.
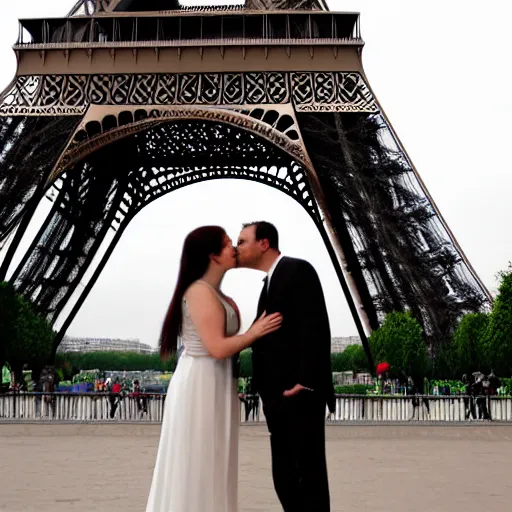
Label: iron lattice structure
xmin=0 ymin=0 xmax=491 ymax=364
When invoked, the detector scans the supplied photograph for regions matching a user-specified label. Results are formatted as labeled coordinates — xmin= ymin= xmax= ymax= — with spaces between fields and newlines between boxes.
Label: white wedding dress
xmin=146 ymin=282 xmax=240 ymax=512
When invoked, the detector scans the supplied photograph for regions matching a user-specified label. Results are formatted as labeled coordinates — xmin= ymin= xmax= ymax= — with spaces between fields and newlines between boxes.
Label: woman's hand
xmin=248 ymin=311 xmax=283 ymax=340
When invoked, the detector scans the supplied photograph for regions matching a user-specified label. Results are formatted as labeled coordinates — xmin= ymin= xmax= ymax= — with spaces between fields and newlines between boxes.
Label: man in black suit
xmin=237 ymin=221 xmax=334 ymax=512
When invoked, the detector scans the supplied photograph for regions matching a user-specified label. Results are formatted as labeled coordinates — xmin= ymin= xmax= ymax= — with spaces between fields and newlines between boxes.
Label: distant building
xmin=58 ymin=336 xmax=155 ymax=354
xmin=331 ymin=336 xmax=361 ymax=353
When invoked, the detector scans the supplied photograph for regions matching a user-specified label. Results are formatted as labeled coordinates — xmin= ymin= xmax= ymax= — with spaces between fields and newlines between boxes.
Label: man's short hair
xmin=242 ymin=221 xmax=279 ymax=251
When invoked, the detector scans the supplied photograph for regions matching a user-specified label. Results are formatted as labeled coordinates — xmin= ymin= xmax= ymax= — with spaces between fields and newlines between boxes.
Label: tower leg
xmin=0 ymin=181 xmax=46 ymax=282
xmin=53 ymin=218 xmax=129 ymax=356
xmin=317 ymin=222 xmax=374 ymax=372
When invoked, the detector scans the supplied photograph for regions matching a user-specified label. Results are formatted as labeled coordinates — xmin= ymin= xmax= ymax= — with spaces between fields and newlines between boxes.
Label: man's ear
xmin=259 ymin=238 xmax=270 ymax=251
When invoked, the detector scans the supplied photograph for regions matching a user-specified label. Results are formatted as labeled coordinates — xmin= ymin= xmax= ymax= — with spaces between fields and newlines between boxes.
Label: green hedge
xmin=55 ymin=351 xmax=177 ymax=379
xmin=237 ymin=350 xmax=368 ymax=378
xmin=334 ymin=384 xmax=373 ymax=395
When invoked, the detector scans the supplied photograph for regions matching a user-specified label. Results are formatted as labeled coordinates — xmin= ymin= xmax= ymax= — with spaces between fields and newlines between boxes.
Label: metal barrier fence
xmin=327 ymin=395 xmax=501 ymax=422
xmin=0 ymin=393 xmax=510 ymax=423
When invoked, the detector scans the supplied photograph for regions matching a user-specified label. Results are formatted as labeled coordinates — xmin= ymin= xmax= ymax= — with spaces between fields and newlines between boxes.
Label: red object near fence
xmin=376 ymin=362 xmax=390 ymax=375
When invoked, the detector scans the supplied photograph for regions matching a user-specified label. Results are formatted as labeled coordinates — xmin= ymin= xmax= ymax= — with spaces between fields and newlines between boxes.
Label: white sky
xmin=0 ymin=1 xmax=511 ymax=348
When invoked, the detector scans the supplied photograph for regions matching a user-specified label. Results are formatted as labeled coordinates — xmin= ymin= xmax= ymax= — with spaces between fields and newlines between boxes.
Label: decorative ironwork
xmin=0 ymin=116 xmax=81 ymax=244
xmin=68 ymin=0 xmax=125 ymax=15
xmin=292 ymin=72 xmax=377 ymax=112
xmin=68 ymin=0 xmax=325 ymax=15
xmin=245 ymin=107 xmax=301 ymax=141
xmin=11 ymin=119 xmax=320 ymax=333
xmin=246 ymin=0 xmax=326 ymax=10
xmin=0 ymin=72 xmax=376 ymax=116
xmin=53 ymin=106 xmax=308 ymax=181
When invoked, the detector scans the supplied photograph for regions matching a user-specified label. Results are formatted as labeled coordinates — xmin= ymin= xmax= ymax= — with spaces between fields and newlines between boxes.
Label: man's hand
xmin=283 ymin=384 xmax=313 ymax=397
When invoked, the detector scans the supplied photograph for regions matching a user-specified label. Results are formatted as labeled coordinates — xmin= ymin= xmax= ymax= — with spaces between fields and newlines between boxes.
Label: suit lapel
xmin=256 ymin=277 xmax=268 ymax=317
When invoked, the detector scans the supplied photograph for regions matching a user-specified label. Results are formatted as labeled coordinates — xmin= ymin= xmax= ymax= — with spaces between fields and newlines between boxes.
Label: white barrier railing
xmin=0 ymin=393 xmax=509 ymax=423
xmin=328 ymin=395 xmax=499 ymax=422
xmin=0 ymin=393 xmax=166 ymax=422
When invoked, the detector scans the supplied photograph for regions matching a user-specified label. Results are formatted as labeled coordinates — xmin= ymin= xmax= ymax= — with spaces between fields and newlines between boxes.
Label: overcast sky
xmin=0 ymin=1 xmax=511 ymax=348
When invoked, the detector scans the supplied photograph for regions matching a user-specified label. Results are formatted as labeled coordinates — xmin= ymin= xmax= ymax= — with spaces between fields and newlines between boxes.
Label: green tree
xmin=55 ymin=351 xmax=177 ymax=374
xmin=486 ymin=267 xmax=512 ymax=376
xmin=239 ymin=349 xmax=253 ymax=378
xmin=452 ymin=312 xmax=490 ymax=376
xmin=331 ymin=345 xmax=369 ymax=373
xmin=432 ymin=341 xmax=457 ymax=380
xmin=331 ymin=351 xmax=351 ymax=372
xmin=343 ymin=344 xmax=369 ymax=372
xmin=0 ymin=282 xmax=18 ymax=367
xmin=369 ymin=311 xmax=427 ymax=379
xmin=0 ymin=282 xmax=55 ymax=383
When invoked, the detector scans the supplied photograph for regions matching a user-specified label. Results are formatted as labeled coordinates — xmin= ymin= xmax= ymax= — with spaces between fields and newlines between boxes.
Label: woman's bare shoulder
xmin=184 ymin=281 xmax=217 ymax=303
xmin=185 ymin=282 xmax=224 ymax=323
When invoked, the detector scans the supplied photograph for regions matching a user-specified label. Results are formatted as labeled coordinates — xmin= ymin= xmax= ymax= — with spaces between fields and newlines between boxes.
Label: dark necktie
xmin=257 ymin=276 xmax=269 ymax=316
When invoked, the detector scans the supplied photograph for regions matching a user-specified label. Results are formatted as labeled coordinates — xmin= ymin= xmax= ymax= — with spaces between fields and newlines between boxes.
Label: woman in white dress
xmin=146 ymin=225 xmax=282 ymax=512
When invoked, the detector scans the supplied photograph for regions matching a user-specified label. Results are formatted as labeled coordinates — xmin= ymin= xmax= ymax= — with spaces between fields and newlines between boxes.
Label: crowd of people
xmin=0 ymin=363 xmax=152 ymax=420
xmin=460 ymin=372 xmax=501 ymax=420
xmin=372 ymin=371 xmax=501 ymax=421
xmin=0 ymin=360 xmax=506 ymax=423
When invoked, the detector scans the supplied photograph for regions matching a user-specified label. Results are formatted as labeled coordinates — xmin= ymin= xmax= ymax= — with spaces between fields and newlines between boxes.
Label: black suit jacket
xmin=251 ymin=256 xmax=335 ymax=412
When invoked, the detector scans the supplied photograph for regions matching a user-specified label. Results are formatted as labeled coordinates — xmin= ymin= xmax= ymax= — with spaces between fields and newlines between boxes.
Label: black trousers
xmin=262 ymin=390 xmax=330 ymax=512
xmin=109 ymin=394 xmax=119 ymax=419
xmin=476 ymin=396 xmax=491 ymax=420
xmin=411 ymin=396 xmax=430 ymax=416
xmin=464 ymin=397 xmax=477 ymax=419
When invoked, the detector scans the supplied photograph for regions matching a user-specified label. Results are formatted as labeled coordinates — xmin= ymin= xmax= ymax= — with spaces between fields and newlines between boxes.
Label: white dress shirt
xmin=266 ymin=253 xmax=284 ymax=291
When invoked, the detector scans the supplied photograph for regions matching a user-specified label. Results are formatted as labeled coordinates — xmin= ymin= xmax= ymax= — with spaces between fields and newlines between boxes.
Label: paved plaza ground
xmin=1 ymin=423 xmax=512 ymax=511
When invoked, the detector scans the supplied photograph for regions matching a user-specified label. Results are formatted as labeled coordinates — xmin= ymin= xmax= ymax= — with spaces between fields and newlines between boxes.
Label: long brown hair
xmin=160 ymin=225 xmax=226 ymax=357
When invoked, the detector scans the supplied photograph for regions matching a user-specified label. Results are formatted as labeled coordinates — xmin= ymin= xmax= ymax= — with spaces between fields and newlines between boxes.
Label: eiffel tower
xmin=0 ymin=0 xmax=491 ymax=364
